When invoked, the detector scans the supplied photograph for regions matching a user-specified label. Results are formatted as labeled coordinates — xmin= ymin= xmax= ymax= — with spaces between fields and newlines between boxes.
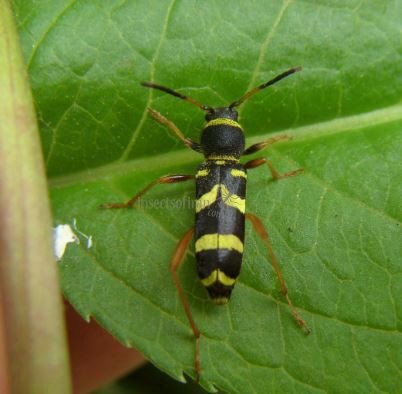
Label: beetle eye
xmin=205 ymin=109 xmax=215 ymax=121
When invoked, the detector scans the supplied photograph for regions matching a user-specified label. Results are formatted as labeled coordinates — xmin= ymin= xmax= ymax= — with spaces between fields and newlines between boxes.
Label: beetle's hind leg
xmin=246 ymin=213 xmax=311 ymax=334
xmin=170 ymin=227 xmax=202 ymax=382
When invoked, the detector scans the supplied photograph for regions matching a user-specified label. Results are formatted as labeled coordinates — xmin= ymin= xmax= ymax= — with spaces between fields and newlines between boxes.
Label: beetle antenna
xmin=141 ymin=82 xmax=211 ymax=112
xmin=229 ymin=66 xmax=302 ymax=109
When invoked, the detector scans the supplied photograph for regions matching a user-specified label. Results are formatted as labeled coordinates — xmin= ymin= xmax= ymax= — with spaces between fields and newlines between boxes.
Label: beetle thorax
xmin=201 ymin=107 xmax=245 ymax=159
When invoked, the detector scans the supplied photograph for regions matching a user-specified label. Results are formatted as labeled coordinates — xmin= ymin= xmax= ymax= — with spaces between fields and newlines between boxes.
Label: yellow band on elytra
xmin=196 ymin=169 xmax=209 ymax=177
xmin=217 ymin=270 xmax=236 ymax=286
xmin=230 ymin=169 xmax=247 ymax=178
xmin=195 ymin=233 xmax=244 ymax=253
xmin=220 ymin=185 xmax=245 ymax=213
xmin=201 ymin=269 xmax=237 ymax=287
xmin=201 ymin=270 xmax=218 ymax=287
xmin=196 ymin=184 xmax=245 ymax=213
xmin=196 ymin=184 xmax=220 ymax=213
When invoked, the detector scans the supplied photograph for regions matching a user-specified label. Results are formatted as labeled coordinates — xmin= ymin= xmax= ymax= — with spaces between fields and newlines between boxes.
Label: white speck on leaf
xmin=53 ymin=219 xmax=94 ymax=261
xmin=53 ymin=224 xmax=79 ymax=261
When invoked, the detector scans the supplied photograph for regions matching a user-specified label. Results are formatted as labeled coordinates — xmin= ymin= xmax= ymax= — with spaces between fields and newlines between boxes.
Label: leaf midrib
xmin=49 ymin=102 xmax=402 ymax=188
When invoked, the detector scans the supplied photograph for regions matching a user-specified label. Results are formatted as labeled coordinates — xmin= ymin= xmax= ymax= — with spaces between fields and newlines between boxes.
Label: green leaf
xmin=15 ymin=1 xmax=402 ymax=393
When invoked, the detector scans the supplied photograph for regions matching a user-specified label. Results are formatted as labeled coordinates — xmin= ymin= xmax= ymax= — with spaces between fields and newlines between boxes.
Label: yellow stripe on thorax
xmin=207 ymin=155 xmax=239 ymax=163
xmin=205 ymin=118 xmax=242 ymax=130
xmin=195 ymin=233 xmax=243 ymax=253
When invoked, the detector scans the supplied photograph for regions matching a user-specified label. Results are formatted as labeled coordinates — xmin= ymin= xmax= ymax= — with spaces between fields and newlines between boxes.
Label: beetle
xmin=101 ymin=67 xmax=310 ymax=382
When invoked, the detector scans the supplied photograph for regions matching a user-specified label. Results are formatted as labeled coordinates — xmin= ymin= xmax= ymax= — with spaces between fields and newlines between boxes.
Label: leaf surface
xmin=15 ymin=1 xmax=402 ymax=393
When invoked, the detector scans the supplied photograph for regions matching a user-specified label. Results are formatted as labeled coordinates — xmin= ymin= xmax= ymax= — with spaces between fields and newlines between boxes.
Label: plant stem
xmin=0 ymin=1 xmax=72 ymax=392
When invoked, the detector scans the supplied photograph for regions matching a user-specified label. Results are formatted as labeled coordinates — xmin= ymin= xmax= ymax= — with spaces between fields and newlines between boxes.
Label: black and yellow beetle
xmin=102 ymin=67 xmax=310 ymax=382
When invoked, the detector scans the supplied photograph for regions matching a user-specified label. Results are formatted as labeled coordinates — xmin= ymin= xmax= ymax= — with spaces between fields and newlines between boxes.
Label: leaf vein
xmin=49 ymin=103 xmax=402 ymax=190
xmin=239 ymin=0 xmax=293 ymax=116
xmin=238 ymin=281 xmax=402 ymax=335
xmin=119 ymin=0 xmax=177 ymax=161
xmin=27 ymin=0 xmax=78 ymax=69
